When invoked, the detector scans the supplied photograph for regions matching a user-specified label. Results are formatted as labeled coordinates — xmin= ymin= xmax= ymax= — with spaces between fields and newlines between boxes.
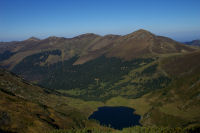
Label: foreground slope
xmin=0 ymin=68 xmax=104 ymax=133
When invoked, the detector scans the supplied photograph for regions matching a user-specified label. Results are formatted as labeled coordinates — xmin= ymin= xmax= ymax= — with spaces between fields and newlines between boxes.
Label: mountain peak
xmin=75 ymin=33 xmax=100 ymax=39
xmin=124 ymin=29 xmax=154 ymax=40
xmin=26 ymin=37 xmax=40 ymax=41
xmin=135 ymin=29 xmax=151 ymax=33
xmin=132 ymin=29 xmax=154 ymax=35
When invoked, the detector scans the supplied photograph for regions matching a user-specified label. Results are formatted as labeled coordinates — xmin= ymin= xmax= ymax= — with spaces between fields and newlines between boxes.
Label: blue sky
xmin=0 ymin=0 xmax=200 ymax=42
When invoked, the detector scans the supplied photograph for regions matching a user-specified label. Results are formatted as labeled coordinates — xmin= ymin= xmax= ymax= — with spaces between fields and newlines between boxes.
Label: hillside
xmin=0 ymin=68 xmax=106 ymax=133
xmin=142 ymin=50 xmax=200 ymax=127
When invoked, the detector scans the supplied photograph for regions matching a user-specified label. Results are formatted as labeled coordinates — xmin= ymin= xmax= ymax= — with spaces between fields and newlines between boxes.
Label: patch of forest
xmin=12 ymin=51 xmax=171 ymax=101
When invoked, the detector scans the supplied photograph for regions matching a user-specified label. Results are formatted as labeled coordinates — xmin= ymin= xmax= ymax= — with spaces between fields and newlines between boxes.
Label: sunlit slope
xmin=140 ymin=50 xmax=200 ymax=127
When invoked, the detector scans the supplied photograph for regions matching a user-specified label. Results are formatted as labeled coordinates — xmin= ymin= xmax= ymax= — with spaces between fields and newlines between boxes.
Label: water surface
xmin=89 ymin=106 xmax=141 ymax=130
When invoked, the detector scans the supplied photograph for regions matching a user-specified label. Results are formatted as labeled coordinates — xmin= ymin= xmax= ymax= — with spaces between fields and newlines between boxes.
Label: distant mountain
xmin=184 ymin=40 xmax=200 ymax=47
xmin=26 ymin=36 xmax=40 ymax=42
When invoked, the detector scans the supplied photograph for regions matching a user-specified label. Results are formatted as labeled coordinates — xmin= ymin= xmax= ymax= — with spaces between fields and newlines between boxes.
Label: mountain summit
xmin=126 ymin=29 xmax=154 ymax=39
xmin=105 ymin=29 xmax=194 ymax=60
xmin=26 ymin=37 xmax=40 ymax=41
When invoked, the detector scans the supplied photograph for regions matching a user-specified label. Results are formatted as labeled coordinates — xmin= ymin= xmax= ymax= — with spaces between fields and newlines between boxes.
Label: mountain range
xmin=184 ymin=40 xmax=200 ymax=47
xmin=0 ymin=29 xmax=194 ymax=69
xmin=0 ymin=29 xmax=200 ymax=133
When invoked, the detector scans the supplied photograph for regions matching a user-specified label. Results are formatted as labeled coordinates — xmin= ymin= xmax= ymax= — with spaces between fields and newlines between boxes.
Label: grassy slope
xmin=157 ymin=51 xmax=200 ymax=125
xmin=126 ymin=51 xmax=200 ymax=128
xmin=0 ymin=90 xmax=56 ymax=133
xmin=49 ymin=126 xmax=200 ymax=133
xmin=0 ymin=68 xmax=106 ymax=133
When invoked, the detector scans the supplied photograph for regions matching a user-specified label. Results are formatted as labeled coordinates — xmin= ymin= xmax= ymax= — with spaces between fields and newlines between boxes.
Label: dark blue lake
xmin=88 ymin=106 xmax=141 ymax=130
